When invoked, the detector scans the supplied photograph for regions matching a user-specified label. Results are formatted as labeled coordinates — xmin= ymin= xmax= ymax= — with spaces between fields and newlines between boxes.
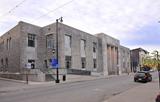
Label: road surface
xmin=0 ymin=72 xmax=158 ymax=102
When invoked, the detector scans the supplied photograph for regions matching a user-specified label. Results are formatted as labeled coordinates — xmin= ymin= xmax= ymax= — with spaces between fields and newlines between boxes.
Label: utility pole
xmin=55 ymin=17 xmax=63 ymax=83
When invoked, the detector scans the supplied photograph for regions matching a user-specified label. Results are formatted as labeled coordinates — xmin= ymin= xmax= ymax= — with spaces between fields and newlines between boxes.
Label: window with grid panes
xmin=28 ymin=34 xmax=36 ymax=47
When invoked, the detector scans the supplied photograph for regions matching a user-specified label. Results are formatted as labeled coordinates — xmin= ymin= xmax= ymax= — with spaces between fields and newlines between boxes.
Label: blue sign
xmin=51 ymin=57 xmax=59 ymax=69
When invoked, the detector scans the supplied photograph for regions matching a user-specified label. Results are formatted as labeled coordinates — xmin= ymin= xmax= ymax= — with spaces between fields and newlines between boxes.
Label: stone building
xmin=0 ymin=21 xmax=131 ymax=81
xmin=119 ymin=46 xmax=131 ymax=74
xmin=130 ymin=48 xmax=149 ymax=72
xmin=95 ymin=33 xmax=120 ymax=75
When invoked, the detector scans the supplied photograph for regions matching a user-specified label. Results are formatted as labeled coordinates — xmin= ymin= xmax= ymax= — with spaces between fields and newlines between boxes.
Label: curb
xmin=0 ymin=73 xmax=134 ymax=93
xmin=0 ymin=77 xmax=26 ymax=84
xmin=0 ymin=73 xmax=133 ymax=85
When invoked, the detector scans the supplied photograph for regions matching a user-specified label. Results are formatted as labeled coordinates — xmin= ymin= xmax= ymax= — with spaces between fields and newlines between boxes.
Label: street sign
xmin=25 ymin=63 xmax=31 ymax=69
xmin=51 ymin=57 xmax=59 ymax=69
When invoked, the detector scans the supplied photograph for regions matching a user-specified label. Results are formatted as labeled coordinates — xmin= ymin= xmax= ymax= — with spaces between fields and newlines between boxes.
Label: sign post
xmin=25 ymin=63 xmax=31 ymax=84
xmin=51 ymin=57 xmax=60 ymax=83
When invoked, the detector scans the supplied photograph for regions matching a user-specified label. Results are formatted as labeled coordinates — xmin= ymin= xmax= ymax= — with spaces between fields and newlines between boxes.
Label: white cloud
xmin=0 ymin=0 xmax=160 ymax=50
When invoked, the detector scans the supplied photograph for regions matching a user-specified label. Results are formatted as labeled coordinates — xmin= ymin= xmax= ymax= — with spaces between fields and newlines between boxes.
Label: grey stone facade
xmin=130 ymin=48 xmax=149 ymax=72
xmin=0 ymin=24 xmax=21 ymax=72
xmin=0 ymin=21 xmax=131 ymax=81
xmin=119 ymin=46 xmax=131 ymax=73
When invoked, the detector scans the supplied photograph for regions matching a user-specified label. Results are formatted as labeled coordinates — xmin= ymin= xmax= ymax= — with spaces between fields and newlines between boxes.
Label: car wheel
xmin=144 ymin=80 xmax=147 ymax=83
xmin=134 ymin=79 xmax=137 ymax=82
xmin=149 ymin=77 xmax=152 ymax=82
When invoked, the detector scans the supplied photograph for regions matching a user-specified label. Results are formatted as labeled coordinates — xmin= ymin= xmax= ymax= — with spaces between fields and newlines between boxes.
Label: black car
xmin=134 ymin=71 xmax=152 ymax=82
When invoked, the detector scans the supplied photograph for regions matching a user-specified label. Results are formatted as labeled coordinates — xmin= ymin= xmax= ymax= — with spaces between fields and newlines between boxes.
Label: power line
xmin=0 ymin=0 xmax=75 ymax=31
xmin=0 ymin=0 xmax=75 ymax=35
xmin=0 ymin=0 xmax=27 ymax=19
xmin=32 ymin=0 xmax=75 ymax=22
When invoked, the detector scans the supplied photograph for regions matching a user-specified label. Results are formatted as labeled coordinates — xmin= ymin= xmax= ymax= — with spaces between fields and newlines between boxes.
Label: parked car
xmin=141 ymin=66 xmax=151 ymax=71
xmin=134 ymin=71 xmax=152 ymax=83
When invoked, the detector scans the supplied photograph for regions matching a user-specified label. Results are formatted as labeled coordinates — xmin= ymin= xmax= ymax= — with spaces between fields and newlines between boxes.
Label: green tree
xmin=151 ymin=50 xmax=160 ymax=70
xmin=143 ymin=55 xmax=154 ymax=68
xmin=142 ymin=50 xmax=160 ymax=69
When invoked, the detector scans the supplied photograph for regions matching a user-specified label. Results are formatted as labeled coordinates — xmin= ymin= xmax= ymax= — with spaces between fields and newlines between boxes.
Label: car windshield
xmin=136 ymin=72 xmax=145 ymax=76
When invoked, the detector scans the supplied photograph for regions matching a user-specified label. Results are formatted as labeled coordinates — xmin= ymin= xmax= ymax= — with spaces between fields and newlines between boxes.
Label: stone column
xmin=113 ymin=47 xmax=116 ymax=75
xmin=109 ymin=45 xmax=112 ymax=74
xmin=107 ymin=45 xmax=110 ymax=75
xmin=111 ymin=46 xmax=114 ymax=74
xmin=102 ymin=40 xmax=108 ymax=76
xmin=118 ymin=47 xmax=122 ymax=75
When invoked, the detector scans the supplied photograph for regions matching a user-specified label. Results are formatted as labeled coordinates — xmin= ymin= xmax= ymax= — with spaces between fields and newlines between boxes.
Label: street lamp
xmin=55 ymin=17 xmax=63 ymax=83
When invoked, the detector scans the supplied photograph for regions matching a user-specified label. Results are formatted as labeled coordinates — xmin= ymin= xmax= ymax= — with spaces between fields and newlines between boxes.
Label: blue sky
xmin=121 ymin=21 xmax=160 ymax=50
xmin=0 ymin=0 xmax=160 ymax=52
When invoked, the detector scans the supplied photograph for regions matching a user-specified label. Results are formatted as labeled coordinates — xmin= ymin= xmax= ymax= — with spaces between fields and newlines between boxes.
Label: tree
xmin=142 ymin=50 xmax=160 ymax=69
xmin=152 ymin=50 xmax=160 ymax=89
xmin=151 ymin=50 xmax=160 ymax=69
xmin=143 ymin=55 xmax=154 ymax=68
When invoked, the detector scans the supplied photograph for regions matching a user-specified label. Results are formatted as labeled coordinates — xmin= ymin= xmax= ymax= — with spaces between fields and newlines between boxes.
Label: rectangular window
xmin=93 ymin=59 xmax=97 ymax=69
xmin=81 ymin=39 xmax=86 ymax=57
xmin=44 ymin=60 xmax=48 ymax=68
xmin=1 ymin=59 xmax=3 ymax=65
xmin=65 ymin=35 xmax=71 ymax=48
xmin=93 ymin=42 xmax=97 ymax=53
xmin=5 ymin=58 xmax=8 ymax=69
xmin=93 ymin=42 xmax=97 ymax=59
xmin=28 ymin=59 xmax=35 ymax=69
xmin=8 ymin=37 xmax=11 ymax=50
xmin=65 ymin=35 xmax=72 ymax=56
xmin=6 ymin=37 xmax=12 ymax=50
xmin=0 ymin=41 xmax=4 ymax=51
xmin=0 ymin=59 xmax=3 ymax=71
xmin=1 ymin=59 xmax=3 ymax=67
xmin=65 ymin=56 xmax=72 ymax=69
xmin=2 ymin=41 xmax=4 ymax=50
xmin=81 ymin=57 xmax=86 ymax=69
xmin=28 ymin=34 xmax=36 ymax=47
xmin=6 ymin=39 xmax=9 ymax=50
xmin=46 ymin=34 xmax=54 ymax=49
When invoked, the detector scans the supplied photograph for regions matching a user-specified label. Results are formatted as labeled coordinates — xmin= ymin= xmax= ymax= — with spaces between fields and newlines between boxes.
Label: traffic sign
xmin=51 ymin=57 xmax=59 ymax=69
xmin=25 ymin=63 xmax=31 ymax=69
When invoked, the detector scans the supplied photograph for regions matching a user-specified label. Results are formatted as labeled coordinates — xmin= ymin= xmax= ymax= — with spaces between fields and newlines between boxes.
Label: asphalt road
xmin=0 ymin=72 xmax=158 ymax=102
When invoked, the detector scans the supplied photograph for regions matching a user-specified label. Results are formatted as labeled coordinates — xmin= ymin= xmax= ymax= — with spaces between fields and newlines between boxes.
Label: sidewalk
xmin=0 ymin=78 xmax=54 ymax=92
xmin=63 ymin=73 xmax=132 ymax=83
xmin=105 ymin=79 xmax=159 ymax=102
xmin=0 ymin=74 xmax=128 ymax=92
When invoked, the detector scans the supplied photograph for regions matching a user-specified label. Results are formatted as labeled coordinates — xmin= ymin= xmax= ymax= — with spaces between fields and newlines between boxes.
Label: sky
xmin=0 ymin=0 xmax=160 ymax=52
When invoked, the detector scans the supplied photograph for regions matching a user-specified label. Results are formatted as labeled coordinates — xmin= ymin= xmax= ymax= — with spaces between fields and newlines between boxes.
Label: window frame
xmin=28 ymin=33 xmax=36 ymax=47
xmin=81 ymin=57 xmax=86 ymax=69
xmin=46 ymin=34 xmax=54 ymax=49
xmin=93 ymin=59 xmax=97 ymax=69
xmin=93 ymin=42 xmax=97 ymax=53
